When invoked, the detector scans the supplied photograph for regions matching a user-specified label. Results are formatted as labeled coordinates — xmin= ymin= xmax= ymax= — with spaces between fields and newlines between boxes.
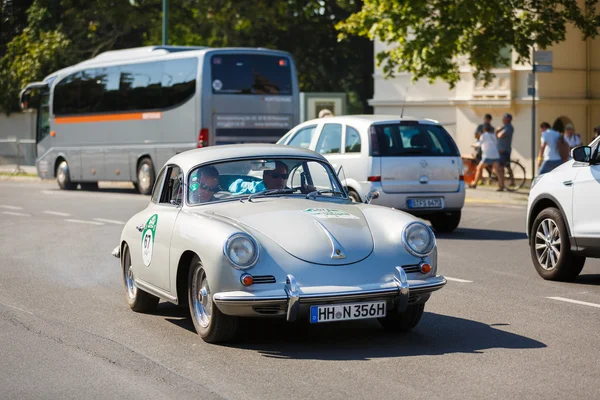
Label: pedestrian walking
xmin=468 ymin=123 xmax=504 ymax=191
xmin=538 ymin=122 xmax=562 ymax=174
xmin=496 ymin=113 xmax=514 ymax=189
xmin=475 ymin=114 xmax=494 ymax=139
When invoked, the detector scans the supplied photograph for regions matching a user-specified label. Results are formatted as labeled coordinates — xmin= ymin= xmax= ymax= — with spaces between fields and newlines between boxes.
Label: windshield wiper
xmin=306 ymin=189 xmax=345 ymax=199
xmin=247 ymin=188 xmax=295 ymax=202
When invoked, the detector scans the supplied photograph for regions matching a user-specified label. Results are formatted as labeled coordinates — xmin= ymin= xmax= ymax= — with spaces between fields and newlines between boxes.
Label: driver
xmin=229 ymin=161 xmax=289 ymax=194
xmin=189 ymin=166 xmax=221 ymax=204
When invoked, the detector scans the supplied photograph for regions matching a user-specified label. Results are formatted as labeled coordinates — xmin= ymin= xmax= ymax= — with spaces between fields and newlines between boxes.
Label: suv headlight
xmin=402 ymin=222 xmax=436 ymax=257
xmin=224 ymin=233 xmax=259 ymax=269
xmin=530 ymin=174 xmax=544 ymax=189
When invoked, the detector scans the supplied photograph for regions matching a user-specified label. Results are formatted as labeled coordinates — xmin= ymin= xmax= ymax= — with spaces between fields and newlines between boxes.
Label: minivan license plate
xmin=309 ymin=301 xmax=386 ymax=323
xmin=408 ymin=198 xmax=443 ymax=209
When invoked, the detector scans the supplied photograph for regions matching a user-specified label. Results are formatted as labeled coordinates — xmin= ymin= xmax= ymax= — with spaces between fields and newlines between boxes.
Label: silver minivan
xmin=277 ymin=115 xmax=465 ymax=232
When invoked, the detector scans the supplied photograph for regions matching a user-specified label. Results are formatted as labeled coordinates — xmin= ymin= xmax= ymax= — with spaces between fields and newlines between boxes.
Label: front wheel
xmin=530 ymin=208 xmax=586 ymax=281
xmin=378 ymin=304 xmax=425 ymax=332
xmin=56 ymin=160 xmax=77 ymax=190
xmin=188 ymin=260 xmax=238 ymax=343
xmin=430 ymin=211 xmax=461 ymax=233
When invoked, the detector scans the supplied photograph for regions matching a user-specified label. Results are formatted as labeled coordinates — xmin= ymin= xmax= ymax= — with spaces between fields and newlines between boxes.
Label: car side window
xmin=151 ymin=167 xmax=167 ymax=203
xmin=345 ymin=126 xmax=361 ymax=153
xmin=288 ymin=125 xmax=317 ymax=149
xmin=316 ymin=123 xmax=342 ymax=154
xmin=159 ymin=165 xmax=183 ymax=206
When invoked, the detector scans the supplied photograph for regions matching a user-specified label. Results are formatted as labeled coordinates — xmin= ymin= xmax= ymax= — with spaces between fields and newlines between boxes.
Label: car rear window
xmin=211 ymin=54 xmax=292 ymax=95
xmin=372 ymin=123 xmax=459 ymax=157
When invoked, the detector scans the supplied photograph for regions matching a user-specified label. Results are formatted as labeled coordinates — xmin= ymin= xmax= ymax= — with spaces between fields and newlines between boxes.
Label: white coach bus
xmin=20 ymin=46 xmax=300 ymax=194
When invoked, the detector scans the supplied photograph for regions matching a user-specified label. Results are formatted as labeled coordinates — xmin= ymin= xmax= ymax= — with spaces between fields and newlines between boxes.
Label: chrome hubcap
xmin=138 ymin=164 xmax=151 ymax=192
xmin=192 ymin=269 xmax=212 ymax=328
xmin=535 ymin=218 xmax=561 ymax=270
xmin=126 ymin=265 xmax=137 ymax=299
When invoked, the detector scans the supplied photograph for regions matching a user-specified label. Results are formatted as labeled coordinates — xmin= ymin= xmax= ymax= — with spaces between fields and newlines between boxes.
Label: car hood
xmin=204 ymin=198 xmax=374 ymax=265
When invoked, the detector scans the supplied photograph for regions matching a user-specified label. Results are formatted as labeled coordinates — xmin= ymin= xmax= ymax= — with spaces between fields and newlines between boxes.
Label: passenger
xmin=229 ymin=161 xmax=289 ymax=194
xmin=189 ymin=166 xmax=220 ymax=204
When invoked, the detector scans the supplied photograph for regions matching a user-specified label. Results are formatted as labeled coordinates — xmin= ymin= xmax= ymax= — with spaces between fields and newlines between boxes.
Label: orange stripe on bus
xmin=54 ymin=112 xmax=162 ymax=124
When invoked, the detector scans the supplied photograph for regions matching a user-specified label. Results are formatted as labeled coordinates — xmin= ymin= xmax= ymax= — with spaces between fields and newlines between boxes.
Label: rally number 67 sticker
xmin=141 ymin=214 xmax=158 ymax=267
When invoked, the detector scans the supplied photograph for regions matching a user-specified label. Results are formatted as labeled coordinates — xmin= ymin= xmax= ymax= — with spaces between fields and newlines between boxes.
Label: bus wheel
xmin=56 ymin=160 xmax=77 ymax=190
xmin=136 ymin=158 xmax=155 ymax=195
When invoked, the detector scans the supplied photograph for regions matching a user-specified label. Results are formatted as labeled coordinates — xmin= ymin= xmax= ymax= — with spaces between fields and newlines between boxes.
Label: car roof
xmin=166 ymin=144 xmax=328 ymax=172
xmin=297 ymin=115 xmax=441 ymax=130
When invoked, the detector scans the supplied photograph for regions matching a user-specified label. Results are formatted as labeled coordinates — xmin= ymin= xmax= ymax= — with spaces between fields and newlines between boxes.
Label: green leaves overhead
xmin=337 ymin=0 xmax=600 ymax=87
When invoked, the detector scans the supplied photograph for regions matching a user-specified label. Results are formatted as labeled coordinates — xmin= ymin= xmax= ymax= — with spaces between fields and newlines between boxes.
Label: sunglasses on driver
xmin=198 ymin=181 xmax=221 ymax=192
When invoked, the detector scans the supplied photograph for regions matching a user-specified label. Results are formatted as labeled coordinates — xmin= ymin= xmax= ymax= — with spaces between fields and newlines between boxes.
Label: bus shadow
xmin=224 ymin=313 xmax=546 ymax=360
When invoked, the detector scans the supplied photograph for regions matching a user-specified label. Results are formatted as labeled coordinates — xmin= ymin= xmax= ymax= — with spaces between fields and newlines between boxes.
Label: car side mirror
xmin=365 ymin=189 xmax=380 ymax=204
xmin=572 ymin=146 xmax=592 ymax=163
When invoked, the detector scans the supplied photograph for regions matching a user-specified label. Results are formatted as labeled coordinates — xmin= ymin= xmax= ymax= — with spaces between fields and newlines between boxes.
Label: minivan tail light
xmin=369 ymin=126 xmax=380 ymax=156
xmin=367 ymin=176 xmax=381 ymax=182
xmin=198 ymin=129 xmax=209 ymax=148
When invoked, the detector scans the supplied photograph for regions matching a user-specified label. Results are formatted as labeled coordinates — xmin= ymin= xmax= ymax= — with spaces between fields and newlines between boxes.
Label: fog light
xmin=241 ymin=274 xmax=254 ymax=286
xmin=420 ymin=263 xmax=432 ymax=274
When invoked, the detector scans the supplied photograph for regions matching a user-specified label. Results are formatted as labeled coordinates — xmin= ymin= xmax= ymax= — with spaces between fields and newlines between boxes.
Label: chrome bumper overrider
xmin=213 ymin=267 xmax=447 ymax=321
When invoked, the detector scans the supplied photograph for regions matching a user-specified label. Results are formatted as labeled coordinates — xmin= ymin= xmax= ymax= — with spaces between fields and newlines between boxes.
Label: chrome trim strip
xmin=314 ymin=221 xmax=346 ymax=259
xmin=285 ymin=274 xmax=300 ymax=321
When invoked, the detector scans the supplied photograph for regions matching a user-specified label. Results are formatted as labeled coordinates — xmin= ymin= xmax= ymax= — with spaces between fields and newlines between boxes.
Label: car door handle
xmin=136 ymin=224 xmax=145 ymax=232
xmin=563 ymin=180 xmax=573 ymax=187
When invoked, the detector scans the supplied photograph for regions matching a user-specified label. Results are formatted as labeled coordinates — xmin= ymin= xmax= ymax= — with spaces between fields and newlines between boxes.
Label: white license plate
xmin=408 ymin=198 xmax=443 ymax=209
xmin=309 ymin=301 xmax=386 ymax=323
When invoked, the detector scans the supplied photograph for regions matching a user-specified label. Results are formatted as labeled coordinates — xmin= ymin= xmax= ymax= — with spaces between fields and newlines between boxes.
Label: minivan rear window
xmin=372 ymin=123 xmax=459 ymax=157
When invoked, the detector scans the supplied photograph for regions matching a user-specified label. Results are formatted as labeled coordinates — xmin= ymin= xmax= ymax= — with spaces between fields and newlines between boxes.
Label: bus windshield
xmin=211 ymin=54 xmax=292 ymax=95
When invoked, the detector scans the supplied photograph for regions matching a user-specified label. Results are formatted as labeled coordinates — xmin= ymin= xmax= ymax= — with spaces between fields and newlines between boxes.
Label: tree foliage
xmin=337 ymin=0 xmax=600 ymax=87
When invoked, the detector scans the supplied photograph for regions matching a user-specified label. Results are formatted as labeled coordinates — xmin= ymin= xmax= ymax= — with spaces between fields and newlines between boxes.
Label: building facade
xmin=371 ymin=23 xmax=600 ymax=179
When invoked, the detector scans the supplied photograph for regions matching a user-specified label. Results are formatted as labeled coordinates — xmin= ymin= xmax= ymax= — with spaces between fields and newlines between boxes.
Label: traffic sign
xmin=528 ymin=87 xmax=535 ymax=96
xmin=534 ymin=51 xmax=553 ymax=64
xmin=534 ymin=64 xmax=553 ymax=73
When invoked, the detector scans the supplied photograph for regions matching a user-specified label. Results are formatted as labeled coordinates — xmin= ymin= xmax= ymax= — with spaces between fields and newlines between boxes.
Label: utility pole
xmin=531 ymin=49 xmax=536 ymax=180
xmin=162 ymin=0 xmax=168 ymax=45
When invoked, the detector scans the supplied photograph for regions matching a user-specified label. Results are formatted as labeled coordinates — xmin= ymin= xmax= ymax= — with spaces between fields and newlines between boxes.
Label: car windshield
xmin=187 ymin=157 xmax=345 ymax=205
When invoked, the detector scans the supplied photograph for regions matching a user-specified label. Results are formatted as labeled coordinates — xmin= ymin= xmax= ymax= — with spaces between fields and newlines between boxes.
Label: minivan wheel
xmin=348 ymin=189 xmax=361 ymax=203
xmin=430 ymin=211 xmax=461 ymax=233
xmin=56 ymin=160 xmax=77 ymax=190
xmin=530 ymin=207 xmax=585 ymax=281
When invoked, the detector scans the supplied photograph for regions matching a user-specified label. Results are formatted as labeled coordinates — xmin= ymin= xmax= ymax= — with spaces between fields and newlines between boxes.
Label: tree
xmin=336 ymin=0 xmax=600 ymax=87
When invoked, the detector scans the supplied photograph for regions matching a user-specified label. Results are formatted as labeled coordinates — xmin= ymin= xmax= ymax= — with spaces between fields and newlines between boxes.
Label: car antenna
xmin=400 ymin=85 xmax=410 ymax=118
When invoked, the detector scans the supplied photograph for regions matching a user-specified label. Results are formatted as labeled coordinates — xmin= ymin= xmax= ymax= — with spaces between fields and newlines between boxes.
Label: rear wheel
xmin=136 ymin=158 xmax=155 ymax=195
xmin=530 ymin=207 xmax=586 ymax=281
xmin=122 ymin=244 xmax=159 ymax=312
xmin=56 ymin=160 xmax=77 ymax=190
xmin=430 ymin=211 xmax=461 ymax=233
xmin=378 ymin=304 xmax=425 ymax=332
xmin=188 ymin=259 xmax=238 ymax=343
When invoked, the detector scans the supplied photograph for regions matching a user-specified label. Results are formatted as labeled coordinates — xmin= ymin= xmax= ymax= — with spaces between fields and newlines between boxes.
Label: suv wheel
xmin=430 ymin=211 xmax=461 ymax=233
xmin=530 ymin=207 xmax=586 ymax=281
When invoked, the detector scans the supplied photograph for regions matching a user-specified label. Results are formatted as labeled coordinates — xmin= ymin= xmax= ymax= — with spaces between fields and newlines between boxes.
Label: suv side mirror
xmin=572 ymin=146 xmax=592 ymax=163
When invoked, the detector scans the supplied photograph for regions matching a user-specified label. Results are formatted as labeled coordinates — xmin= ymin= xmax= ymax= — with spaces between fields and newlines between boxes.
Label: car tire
xmin=348 ymin=189 xmax=361 ymax=203
xmin=188 ymin=259 xmax=238 ymax=343
xmin=530 ymin=207 xmax=586 ymax=281
xmin=378 ymin=304 xmax=425 ymax=332
xmin=122 ymin=244 xmax=159 ymax=312
xmin=430 ymin=211 xmax=461 ymax=233
xmin=56 ymin=160 xmax=77 ymax=190
xmin=80 ymin=182 xmax=98 ymax=191
xmin=136 ymin=158 xmax=155 ymax=195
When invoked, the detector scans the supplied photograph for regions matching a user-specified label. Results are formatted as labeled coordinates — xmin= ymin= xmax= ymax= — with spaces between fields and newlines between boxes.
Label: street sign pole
xmin=531 ymin=51 xmax=536 ymax=180
xmin=162 ymin=0 xmax=168 ymax=45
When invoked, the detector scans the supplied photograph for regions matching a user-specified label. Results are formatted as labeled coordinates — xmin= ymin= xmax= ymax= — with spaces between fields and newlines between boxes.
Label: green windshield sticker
xmin=302 ymin=208 xmax=359 ymax=220
xmin=190 ymin=182 xmax=199 ymax=192
xmin=141 ymin=214 xmax=158 ymax=267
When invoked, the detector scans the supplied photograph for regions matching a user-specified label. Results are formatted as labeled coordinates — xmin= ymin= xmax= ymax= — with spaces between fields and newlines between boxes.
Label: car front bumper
xmin=213 ymin=268 xmax=446 ymax=321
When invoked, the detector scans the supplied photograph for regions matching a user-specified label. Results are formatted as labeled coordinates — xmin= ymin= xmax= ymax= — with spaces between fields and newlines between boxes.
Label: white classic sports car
xmin=113 ymin=144 xmax=446 ymax=343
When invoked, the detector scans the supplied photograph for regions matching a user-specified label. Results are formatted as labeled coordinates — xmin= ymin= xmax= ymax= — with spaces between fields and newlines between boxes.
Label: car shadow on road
xmin=153 ymin=303 xmax=197 ymax=334
xmin=223 ymin=312 xmax=546 ymax=361
xmin=436 ymin=228 xmax=527 ymax=241
xmin=573 ymin=274 xmax=600 ymax=286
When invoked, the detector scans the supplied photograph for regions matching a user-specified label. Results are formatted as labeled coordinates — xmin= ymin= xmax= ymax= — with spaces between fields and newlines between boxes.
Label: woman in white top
xmin=469 ymin=123 xmax=505 ymax=191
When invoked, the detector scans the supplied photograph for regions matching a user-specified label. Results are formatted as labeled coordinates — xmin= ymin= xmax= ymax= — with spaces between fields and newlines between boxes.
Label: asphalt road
xmin=1 ymin=181 xmax=599 ymax=400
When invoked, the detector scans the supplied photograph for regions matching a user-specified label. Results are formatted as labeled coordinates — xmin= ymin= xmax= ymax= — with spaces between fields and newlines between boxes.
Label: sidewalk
xmin=465 ymin=184 xmax=529 ymax=207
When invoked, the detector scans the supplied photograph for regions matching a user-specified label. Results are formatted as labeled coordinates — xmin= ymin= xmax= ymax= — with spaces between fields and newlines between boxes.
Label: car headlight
xmin=402 ymin=222 xmax=436 ymax=257
xmin=530 ymin=174 xmax=544 ymax=189
xmin=224 ymin=233 xmax=259 ymax=269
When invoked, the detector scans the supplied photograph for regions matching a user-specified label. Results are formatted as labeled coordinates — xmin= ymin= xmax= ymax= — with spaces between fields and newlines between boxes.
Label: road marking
xmin=0 ymin=301 xmax=33 ymax=315
xmin=547 ymin=297 xmax=600 ymax=309
xmin=1 ymin=211 xmax=31 ymax=217
xmin=43 ymin=211 xmax=71 ymax=217
xmin=65 ymin=219 xmax=104 ymax=226
xmin=445 ymin=277 xmax=473 ymax=283
xmin=0 ymin=205 xmax=23 ymax=210
xmin=93 ymin=218 xmax=125 ymax=225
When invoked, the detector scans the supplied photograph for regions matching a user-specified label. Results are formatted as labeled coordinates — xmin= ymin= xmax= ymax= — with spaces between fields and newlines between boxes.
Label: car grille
xmin=252 ymin=304 xmax=286 ymax=315
xmin=402 ymin=264 xmax=421 ymax=274
xmin=253 ymin=275 xmax=276 ymax=284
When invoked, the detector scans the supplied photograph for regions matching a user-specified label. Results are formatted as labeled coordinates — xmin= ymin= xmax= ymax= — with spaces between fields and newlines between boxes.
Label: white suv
xmin=277 ymin=115 xmax=465 ymax=232
xmin=527 ymin=136 xmax=600 ymax=281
